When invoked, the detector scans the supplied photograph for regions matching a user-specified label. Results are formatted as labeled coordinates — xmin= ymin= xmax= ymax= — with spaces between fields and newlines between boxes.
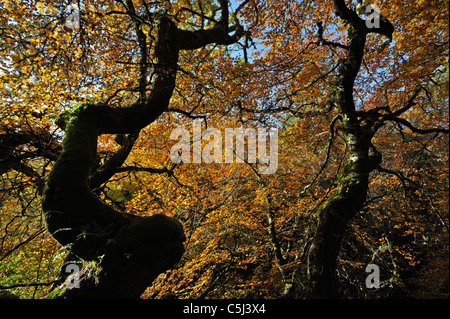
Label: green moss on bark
xmin=42 ymin=104 xmax=185 ymax=298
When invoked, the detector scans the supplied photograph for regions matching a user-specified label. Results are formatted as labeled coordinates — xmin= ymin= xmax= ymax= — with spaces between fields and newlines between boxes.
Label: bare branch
xmin=116 ymin=164 xmax=174 ymax=176
xmin=377 ymin=166 xmax=422 ymax=198
xmin=0 ymin=281 xmax=57 ymax=290
xmin=316 ymin=21 xmax=348 ymax=49
xmin=0 ymin=228 xmax=45 ymax=262
xmin=393 ymin=86 xmax=423 ymax=116
xmin=168 ymin=108 xmax=207 ymax=121
xmin=386 ymin=116 xmax=449 ymax=135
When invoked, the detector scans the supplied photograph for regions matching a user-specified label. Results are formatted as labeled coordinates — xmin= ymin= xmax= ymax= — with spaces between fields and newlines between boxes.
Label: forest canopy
xmin=0 ymin=0 xmax=448 ymax=299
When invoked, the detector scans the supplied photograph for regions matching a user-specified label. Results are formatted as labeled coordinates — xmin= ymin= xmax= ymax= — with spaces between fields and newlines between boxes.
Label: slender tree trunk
xmin=306 ymin=0 xmax=391 ymax=298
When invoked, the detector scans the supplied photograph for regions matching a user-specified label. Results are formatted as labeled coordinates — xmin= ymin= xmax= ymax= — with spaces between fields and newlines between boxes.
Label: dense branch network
xmin=39 ymin=1 xmax=246 ymax=298
xmin=304 ymin=0 xmax=448 ymax=299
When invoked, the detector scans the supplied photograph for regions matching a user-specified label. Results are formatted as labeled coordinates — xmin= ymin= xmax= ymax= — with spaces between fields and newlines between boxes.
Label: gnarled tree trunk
xmin=306 ymin=0 xmax=392 ymax=299
xmin=42 ymin=6 xmax=244 ymax=298
xmin=42 ymin=17 xmax=185 ymax=299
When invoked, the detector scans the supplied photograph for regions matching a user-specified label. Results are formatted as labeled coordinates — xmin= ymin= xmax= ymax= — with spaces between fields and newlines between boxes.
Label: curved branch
xmin=333 ymin=0 xmax=394 ymax=40
xmin=88 ymin=131 xmax=140 ymax=191
xmin=175 ymin=0 xmax=244 ymax=50
xmin=376 ymin=166 xmax=421 ymax=197
xmin=393 ymin=86 xmax=423 ymax=116
xmin=41 ymin=9 xmax=248 ymax=297
xmin=385 ymin=115 xmax=449 ymax=135
xmin=299 ymin=115 xmax=341 ymax=196
xmin=316 ymin=21 xmax=348 ymax=49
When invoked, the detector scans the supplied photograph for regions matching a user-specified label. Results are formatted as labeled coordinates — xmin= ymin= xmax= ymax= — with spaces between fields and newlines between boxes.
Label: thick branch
xmin=176 ymin=24 xmax=243 ymax=50
xmin=385 ymin=115 xmax=449 ymax=134
xmin=84 ymin=10 xmax=244 ymax=134
xmin=316 ymin=21 xmax=348 ymax=49
xmin=125 ymin=0 xmax=149 ymax=101
xmin=88 ymin=131 xmax=140 ymax=191
xmin=333 ymin=0 xmax=362 ymax=23
xmin=176 ymin=0 xmax=243 ymax=50
xmin=333 ymin=0 xmax=394 ymax=40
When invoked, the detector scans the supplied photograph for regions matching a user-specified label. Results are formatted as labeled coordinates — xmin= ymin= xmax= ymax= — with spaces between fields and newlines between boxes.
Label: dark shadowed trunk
xmin=42 ymin=17 xmax=185 ymax=299
xmin=42 ymin=4 xmax=244 ymax=298
xmin=306 ymin=0 xmax=392 ymax=298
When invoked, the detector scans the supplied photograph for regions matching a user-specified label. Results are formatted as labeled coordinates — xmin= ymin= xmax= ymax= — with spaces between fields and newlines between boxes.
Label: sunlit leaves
xmin=1 ymin=0 xmax=448 ymax=298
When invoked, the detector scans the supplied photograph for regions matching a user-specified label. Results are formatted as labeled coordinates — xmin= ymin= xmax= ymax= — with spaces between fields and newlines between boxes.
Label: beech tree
xmin=1 ymin=0 xmax=448 ymax=299
xmin=303 ymin=0 xmax=448 ymax=298
xmin=2 ymin=0 xmax=246 ymax=298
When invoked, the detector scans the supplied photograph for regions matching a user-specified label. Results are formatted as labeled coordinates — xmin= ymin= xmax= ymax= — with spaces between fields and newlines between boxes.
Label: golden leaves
xmin=1 ymin=0 xmax=448 ymax=299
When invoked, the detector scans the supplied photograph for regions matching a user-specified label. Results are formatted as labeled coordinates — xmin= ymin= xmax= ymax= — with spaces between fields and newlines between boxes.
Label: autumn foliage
xmin=1 ymin=0 xmax=448 ymax=298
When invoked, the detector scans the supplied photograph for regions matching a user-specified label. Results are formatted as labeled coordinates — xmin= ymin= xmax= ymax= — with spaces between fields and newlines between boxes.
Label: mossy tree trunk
xmin=306 ymin=2 xmax=447 ymax=298
xmin=42 ymin=4 xmax=243 ymax=299
xmin=305 ymin=0 xmax=392 ymax=299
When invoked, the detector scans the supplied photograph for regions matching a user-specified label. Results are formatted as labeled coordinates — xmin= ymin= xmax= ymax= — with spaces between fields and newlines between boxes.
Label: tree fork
xmin=306 ymin=0 xmax=393 ymax=298
xmin=41 ymin=4 xmax=244 ymax=298
xmin=42 ymin=17 xmax=185 ymax=299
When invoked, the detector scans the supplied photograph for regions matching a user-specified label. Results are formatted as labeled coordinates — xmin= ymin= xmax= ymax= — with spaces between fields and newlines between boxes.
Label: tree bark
xmin=42 ymin=17 xmax=185 ymax=299
xmin=306 ymin=0 xmax=391 ymax=298
xmin=42 ymin=10 xmax=243 ymax=298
